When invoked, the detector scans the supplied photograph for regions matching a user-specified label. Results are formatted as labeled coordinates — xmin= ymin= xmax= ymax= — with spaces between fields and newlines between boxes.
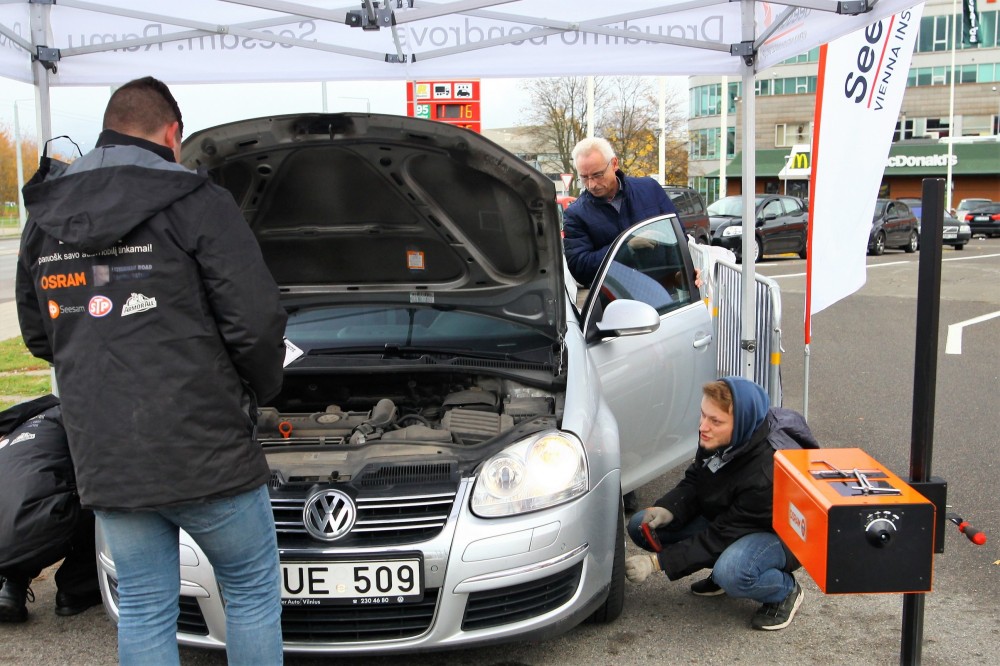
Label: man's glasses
xmin=577 ymin=159 xmax=614 ymax=186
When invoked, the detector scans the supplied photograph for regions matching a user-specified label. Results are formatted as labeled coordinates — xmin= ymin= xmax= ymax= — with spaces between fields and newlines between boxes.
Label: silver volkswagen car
xmin=96 ymin=113 xmax=716 ymax=654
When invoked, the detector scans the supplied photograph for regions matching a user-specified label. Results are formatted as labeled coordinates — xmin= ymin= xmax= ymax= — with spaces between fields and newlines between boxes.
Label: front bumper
xmin=96 ymin=471 xmax=621 ymax=655
xmin=942 ymin=227 xmax=972 ymax=246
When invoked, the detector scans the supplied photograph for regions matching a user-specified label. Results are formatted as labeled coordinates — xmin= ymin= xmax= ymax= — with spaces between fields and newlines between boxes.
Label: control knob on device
xmin=864 ymin=510 xmax=899 ymax=547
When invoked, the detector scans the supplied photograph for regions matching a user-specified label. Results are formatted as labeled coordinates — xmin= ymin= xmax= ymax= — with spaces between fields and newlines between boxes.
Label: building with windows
xmin=687 ymin=0 xmax=1000 ymax=207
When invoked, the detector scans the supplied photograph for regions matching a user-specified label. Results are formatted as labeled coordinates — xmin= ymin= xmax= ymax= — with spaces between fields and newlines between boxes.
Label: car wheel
xmin=955 ymin=243 xmax=965 ymax=251
xmin=904 ymin=230 xmax=918 ymax=253
xmin=798 ymin=243 xmax=808 ymax=260
xmin=587 ymin=497 xmax=626 ymax=624
xmin=752 ymin=235 xmax=762 ymax=263
xmin=872 ymin=231 xmax=886 ymax=256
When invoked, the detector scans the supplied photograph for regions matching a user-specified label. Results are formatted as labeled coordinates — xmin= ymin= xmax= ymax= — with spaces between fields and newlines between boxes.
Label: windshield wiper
xmin=306 ymin=343 xmax=552 ymax=363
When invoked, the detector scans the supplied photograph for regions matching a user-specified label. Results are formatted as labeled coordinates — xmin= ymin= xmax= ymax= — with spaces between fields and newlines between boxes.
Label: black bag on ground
xmin=0 ymin=395 xmax=79 ymax=571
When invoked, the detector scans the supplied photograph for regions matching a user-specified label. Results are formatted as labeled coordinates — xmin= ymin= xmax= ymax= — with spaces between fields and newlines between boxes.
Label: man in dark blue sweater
xmin=562 ymin=137 xmax=678 ymax=287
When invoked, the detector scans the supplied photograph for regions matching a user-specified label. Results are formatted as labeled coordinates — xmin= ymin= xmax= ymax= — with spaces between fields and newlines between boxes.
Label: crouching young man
xmin=624 ymin=376 xmax=817 ymax=631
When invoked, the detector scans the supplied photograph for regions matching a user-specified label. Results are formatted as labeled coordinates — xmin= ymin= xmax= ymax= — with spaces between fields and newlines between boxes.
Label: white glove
xmin=625 ymin=554 xmax=661 ymax=583
xmin=642 ymin=506 xmax=674 ymax=529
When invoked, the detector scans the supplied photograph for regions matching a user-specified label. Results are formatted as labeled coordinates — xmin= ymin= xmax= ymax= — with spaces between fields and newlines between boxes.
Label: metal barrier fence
xmin=690 ymin=242 xmax=783 ymax=407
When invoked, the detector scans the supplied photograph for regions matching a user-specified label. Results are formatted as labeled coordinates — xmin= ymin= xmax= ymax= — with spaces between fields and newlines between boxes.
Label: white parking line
xmin=767 ymin=261 xmax=909 ymax=279
xmin=943 ymin=252 xmax=1000 ymax=263
xmin=766 ymin=253 xmax=1000 ymax=280
xmin=946 ymin=311 xmax=1000 ymax=355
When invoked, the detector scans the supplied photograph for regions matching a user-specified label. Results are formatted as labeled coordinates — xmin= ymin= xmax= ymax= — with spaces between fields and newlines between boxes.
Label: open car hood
xmin=182 ymin=113 xmax=565 ymax=341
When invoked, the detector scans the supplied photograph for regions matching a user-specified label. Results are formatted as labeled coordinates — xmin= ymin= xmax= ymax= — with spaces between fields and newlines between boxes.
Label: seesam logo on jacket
xmin=121 ymin=293 xmax=157 ymax=317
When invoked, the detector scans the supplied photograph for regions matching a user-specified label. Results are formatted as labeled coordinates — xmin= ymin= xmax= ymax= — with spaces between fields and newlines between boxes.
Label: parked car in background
xmin=942 ymin=211 xmax=972 ymax=250
xmin=954 ymin=198 xmax=993 ymax=222
xmin=706 ymin=194 xmax=809 ymax=263
xmin=556 ymin=195 xmax=576 ymax=236
xmin=868 ymin=199 xmax=920 ymax=255
xmin=965 ymin=202 xmax=1000 ymax=238
xmin=556 ymin=194 xmax=577 ymax=211
xmin=663 ymin=185 xmax=710 ymax=245
xmin=899 ymin=197 xmax=923 ymax=221
xmin=95 ymin=112 xmax=718 ymax=656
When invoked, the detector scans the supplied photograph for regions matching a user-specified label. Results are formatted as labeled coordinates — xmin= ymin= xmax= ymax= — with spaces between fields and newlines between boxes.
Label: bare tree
xmin=522 ymin=77 xmax=607 ymax=183
xmin=522 ymin=77 xmax=688 ymax=191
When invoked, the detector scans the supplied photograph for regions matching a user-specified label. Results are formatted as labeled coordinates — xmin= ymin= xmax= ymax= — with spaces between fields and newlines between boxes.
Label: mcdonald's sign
xmin=779 ymin=144 xmax=812 ymax=180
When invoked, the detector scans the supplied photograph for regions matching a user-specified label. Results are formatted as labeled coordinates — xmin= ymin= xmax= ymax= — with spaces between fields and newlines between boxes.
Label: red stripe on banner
xmin=866 ymin=15 xmax=898 ymax=109
xmin=804 ymin=43 xmax=829 ymax=346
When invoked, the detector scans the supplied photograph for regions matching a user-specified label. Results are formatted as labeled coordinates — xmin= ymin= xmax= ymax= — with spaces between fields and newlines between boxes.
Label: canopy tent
xmin=0 ymin=0 xmax=917 ymax=376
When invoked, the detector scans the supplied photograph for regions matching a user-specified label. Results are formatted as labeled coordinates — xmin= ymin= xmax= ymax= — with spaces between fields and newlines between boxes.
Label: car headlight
xmin=471 ymin=432 xmax=588 ymax=517
xmin=959 ymin=223 xmax=971 ymax=233
xmin=721 ymin=225 xmax=742 ymax=237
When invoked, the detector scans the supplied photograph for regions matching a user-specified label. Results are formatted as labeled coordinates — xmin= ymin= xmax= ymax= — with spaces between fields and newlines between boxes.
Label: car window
xmin=761 ymin=200 xmax=783 ymax=218
xmin=897 ymin=202 xmax=911 ymax=216
xmin=886 ymin=203 xmax=896 ymax=218
xmin=781 ymin=197 xmax=802 ymax=215
xmin=598 ymin=218 xmax=692 ymax=316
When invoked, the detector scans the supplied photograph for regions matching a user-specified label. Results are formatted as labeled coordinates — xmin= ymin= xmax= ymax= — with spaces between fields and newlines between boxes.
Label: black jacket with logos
xmin=16 ymin=132 xmax=287 ymax=511
xmin=653 ymin=408 xmax=817 ymax=580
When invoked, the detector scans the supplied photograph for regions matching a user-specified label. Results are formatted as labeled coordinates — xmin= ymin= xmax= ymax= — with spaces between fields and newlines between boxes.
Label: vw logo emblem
xmin=302 ymin=489 xmax=356 ymax=542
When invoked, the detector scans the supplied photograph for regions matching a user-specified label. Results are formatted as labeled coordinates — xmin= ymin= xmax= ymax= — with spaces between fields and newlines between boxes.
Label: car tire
xmin=872 ymin=231 xmax=886 ymax=256
xmin=904 ymin=230 xmax=918 ymax=253
xmin=587 ymin=497 xmax=626 ymax=624
xmin=798 ymin=243 xmax=807 ymax=260
xmin=955 ymin=243 xmax=965 ymax=250
xmin=752 ymin=235 xmax=762 ymax=263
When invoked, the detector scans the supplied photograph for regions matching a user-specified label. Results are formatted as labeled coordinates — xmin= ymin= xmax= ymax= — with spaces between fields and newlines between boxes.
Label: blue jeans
xmin=627 ymin=511 xmax=794 ymax=604
xmin=97 ymin=484 xmax=283 ymax=665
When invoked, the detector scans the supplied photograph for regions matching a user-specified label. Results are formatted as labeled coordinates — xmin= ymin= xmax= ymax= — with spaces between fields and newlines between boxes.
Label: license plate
xmin=943 ymin=233 xmax=957 ymax=239
xmin=280 ymin=558 xmax=422 ymax=605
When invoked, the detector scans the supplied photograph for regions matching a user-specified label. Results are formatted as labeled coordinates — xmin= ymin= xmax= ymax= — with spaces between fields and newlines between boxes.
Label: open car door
xmin=583 ymin=215 xmax=716 ymax=492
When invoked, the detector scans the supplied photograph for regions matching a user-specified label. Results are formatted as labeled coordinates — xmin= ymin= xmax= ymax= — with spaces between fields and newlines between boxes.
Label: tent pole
xmin=30 ymin=0 xmax=53 ymax=146
xmin=739 ymin=0 xmax=758 ymax=381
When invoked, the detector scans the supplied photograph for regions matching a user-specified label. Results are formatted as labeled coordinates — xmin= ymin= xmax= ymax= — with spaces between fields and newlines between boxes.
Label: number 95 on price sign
xmin=280 ymin=557 xmax=423 ymax=605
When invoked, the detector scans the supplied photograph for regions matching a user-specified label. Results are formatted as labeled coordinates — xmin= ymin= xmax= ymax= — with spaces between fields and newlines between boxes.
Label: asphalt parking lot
xmin=2 ymin=238 xmax=998 ymax=665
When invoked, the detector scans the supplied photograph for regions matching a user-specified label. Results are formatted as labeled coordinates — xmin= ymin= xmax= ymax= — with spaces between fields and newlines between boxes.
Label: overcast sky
xmin=0 ymin=77 xmax=536 ymax=157
xmin=2 ymin=75 xmax=688 ymax=159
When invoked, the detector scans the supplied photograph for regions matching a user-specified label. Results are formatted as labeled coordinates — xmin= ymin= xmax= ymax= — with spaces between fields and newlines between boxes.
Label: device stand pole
xmin=900 ymin=178 xmax=944 ymax=665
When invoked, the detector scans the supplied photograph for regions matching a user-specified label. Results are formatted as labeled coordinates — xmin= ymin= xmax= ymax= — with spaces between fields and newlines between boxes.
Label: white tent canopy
xmin=0 ymin=0 xmax=917 ymax=375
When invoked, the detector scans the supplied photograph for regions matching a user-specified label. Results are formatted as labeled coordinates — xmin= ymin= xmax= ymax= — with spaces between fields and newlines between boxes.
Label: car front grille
xmin=461 ymin=562 xmax=583 ymax=631
xmin=271 ymin=490 xmax=457 ymax=547
xmin=111 ymin=574 xmax=439 ymax=642
xmin=281 ymin=588 xmax=440 ymax=642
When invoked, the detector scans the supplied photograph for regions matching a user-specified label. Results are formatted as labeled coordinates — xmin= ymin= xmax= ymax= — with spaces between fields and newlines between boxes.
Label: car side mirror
xmin=588 ymin=299 xmax=660 ymax=343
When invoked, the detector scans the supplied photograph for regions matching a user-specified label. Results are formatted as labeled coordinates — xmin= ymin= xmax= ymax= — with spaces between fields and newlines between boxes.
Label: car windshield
xmin=707 ymin=196 xmax=765 ymax=217
xmin=284 ymin=305 xmax=554 ymax=359
xmin=874 ymin=200 xmax=888 ymax=216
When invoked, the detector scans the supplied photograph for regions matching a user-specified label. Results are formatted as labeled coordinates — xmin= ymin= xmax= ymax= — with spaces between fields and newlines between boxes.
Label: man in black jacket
xmin=0 ymin=396 xmax=100 ymax=623
xmin=16 ymin=77 xmax=287 ymax=664
xmin=624 ymin=377 xmax=817 ymax=631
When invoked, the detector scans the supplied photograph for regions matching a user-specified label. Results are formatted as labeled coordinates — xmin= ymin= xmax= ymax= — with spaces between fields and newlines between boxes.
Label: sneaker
xmin=0 ymin=576 xmax=34 ymax=623
xmin=690 ymin=573 xmax=725 ymax=596
xmin=751 ymin=581 xmax=803 ymax=631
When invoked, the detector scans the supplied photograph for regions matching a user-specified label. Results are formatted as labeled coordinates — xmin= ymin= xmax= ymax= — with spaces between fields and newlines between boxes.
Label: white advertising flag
xmin=806 ymin=4 xmax=925 ymax=332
